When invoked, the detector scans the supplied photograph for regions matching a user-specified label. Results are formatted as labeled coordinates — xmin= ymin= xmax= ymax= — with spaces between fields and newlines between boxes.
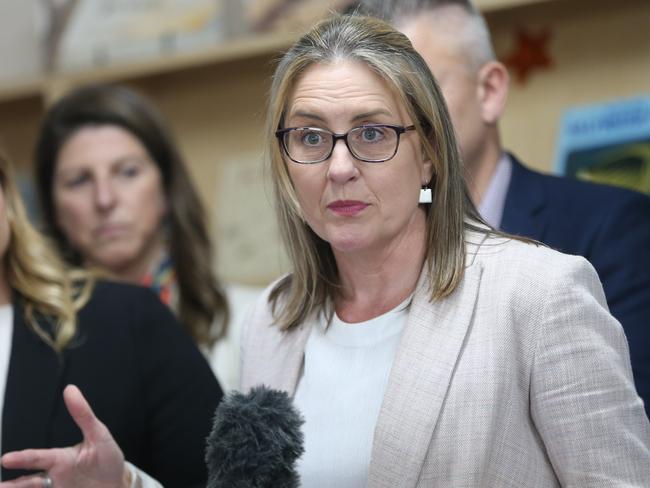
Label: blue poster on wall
xmin=554 ymin=95 xmax=650 ymax=195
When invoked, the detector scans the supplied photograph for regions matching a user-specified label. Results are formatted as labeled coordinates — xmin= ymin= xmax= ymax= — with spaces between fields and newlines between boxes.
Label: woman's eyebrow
xmin=287 ymin=108 xmax=393 ymax=125
xmin=287 ymin=110 xmax=326 ymax=122
xmin=350 ymin=109 xmax=392 ymax=122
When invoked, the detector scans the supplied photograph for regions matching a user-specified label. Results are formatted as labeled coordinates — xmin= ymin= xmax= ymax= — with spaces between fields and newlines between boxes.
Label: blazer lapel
xmin=243 ymin=317 xmax=313 ymax=396
xmin=500 ymin=154 xmax=548 ymax=240
xmin=2 ymin=301 xmax=63 ymax=475
xmin=273 ymin=322 xmax=313 ymax=395
xmin=367 ymin=262 xmax=484 ymax=488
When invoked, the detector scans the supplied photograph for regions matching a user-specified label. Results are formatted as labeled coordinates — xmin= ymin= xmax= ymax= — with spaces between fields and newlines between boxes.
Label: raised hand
xmin=0 ymin=385 xmax=130 ymax=488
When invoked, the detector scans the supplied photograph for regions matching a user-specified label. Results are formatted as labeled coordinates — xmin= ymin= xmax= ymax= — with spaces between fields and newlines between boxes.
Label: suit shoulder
xmin=241 ymin=275 xmax=299 ymax=362
xmin=78 ymin=280 xmax=173 ymax=331
xmin=244 ymin=277 xmax=286 ymax=335
xmin=474 ymin=236 xmax=600 ymax=287
xmin=516 ymin=159 xmax=650 ymax=211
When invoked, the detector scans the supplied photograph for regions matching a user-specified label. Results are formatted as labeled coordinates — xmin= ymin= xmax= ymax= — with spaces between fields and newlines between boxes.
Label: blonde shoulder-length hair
xmin=0 ymin=153 xmax=93 ymax=352
xmin=266 ymin=14 xmax=487 ymax=330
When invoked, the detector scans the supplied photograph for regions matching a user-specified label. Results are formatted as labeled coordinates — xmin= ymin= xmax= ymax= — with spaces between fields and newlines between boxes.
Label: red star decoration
xmin=503 ymin=27 xmax=553 ymax=84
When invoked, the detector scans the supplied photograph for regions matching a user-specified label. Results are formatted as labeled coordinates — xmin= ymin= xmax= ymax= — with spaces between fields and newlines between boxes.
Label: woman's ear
xmin=476 ymin=61 xmax=509 ymax=125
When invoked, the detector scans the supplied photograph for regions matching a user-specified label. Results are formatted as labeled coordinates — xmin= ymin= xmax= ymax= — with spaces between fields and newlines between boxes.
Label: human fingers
xmin=0 ymin=472 xmax=52 ymax=487
xmin=62 ymin=385 xmax=111 ymax=445
xmin=1 ymin=448 xmax=66 ymax=472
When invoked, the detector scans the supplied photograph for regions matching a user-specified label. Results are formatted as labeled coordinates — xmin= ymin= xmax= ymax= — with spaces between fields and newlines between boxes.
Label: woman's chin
xmin=328 ymin=235 xmax=375 ymax=256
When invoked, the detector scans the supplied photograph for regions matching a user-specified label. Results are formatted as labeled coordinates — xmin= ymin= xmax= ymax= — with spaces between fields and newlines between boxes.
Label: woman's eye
xmin=119 ymin=166 xmax=140 ymax=178
xmin=360 ymin=127 xmax=385 ymax=142
xmin=301 ymin=131 xmax=324 ymax=146
xmin=64 ymin=174 xmax=89 ymax=188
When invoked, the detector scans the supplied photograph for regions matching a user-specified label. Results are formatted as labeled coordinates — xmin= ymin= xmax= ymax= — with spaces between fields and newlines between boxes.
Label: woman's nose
xmin=94 ymin=178 xmax=117 ymax=210
xmin=326 ymin=139 xmax=359 ymax=184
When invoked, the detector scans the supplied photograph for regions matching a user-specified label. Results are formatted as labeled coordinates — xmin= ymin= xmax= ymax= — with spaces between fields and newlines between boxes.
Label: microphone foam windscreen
xmin=205 ymin=385 xmax=305 ymax=488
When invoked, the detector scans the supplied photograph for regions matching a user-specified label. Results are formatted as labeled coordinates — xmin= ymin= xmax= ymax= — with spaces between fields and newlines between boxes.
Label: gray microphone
xmin=205 ymin=385 xmax=305 ymax=488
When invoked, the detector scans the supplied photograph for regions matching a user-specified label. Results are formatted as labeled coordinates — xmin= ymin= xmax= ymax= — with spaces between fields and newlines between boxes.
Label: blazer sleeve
xmin=128 ymin=287 xmax=223 ymax=488
xmin=529 ymin=256 xmax=650 ymax=486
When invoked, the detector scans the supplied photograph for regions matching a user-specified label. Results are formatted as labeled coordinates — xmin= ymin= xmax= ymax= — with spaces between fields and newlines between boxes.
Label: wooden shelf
xmin=0 ymin=0 xmax=560 ymax=105
xmin=0 ymin=29 xmax=298 ymax=104
xmin=51 ymin=30 xmax=296 ymax=84
xmin=0 ymin=77 xmax=45 ymax=104
xmin=475 ymin=0 xmax=555 ymax=11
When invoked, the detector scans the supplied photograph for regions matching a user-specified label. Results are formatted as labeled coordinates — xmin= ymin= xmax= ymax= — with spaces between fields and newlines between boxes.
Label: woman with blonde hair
xmin=0 ymin=152 xmax=222 ymax=487
xmin=240 ymin=14 xmax=650 ymax=486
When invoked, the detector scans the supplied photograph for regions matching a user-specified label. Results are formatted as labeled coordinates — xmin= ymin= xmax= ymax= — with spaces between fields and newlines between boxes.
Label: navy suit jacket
xmin=1 ymin=281 xmax=222 ymax=487
xmin=501 ymin=155 xmax=650 ymax=418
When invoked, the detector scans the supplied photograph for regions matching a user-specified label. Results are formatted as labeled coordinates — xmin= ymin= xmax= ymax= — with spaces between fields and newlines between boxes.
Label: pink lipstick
xmin=327 ymin=200 xmax=368 ymax=216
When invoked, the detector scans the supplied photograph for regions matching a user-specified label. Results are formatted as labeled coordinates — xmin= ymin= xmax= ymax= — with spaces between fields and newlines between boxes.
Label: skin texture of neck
xmin=333 ymin=210 xmax=428 ymax=324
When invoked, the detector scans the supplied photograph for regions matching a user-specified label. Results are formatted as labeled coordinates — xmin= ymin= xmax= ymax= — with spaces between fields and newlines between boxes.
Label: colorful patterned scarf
xmin=140 ymin=253 xmax=179 ymax=311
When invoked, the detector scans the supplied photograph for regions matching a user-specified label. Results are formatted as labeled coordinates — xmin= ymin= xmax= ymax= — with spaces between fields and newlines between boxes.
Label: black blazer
xmin=502 ymin=155 xmax=650 ymax=418
xmin=1 ymin=281 xmax=223 ymax=487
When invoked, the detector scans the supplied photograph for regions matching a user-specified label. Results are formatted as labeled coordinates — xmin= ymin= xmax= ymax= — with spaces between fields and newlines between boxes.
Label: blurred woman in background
xmin=0 ymin=152 xmax=221 ymax=487
xmin=33 ymin=83 xmax=237 ymax=386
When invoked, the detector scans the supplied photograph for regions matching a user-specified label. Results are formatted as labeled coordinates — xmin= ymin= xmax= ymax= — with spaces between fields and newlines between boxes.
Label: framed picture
xmin=554 ymin=95 xmax=650 ymax=195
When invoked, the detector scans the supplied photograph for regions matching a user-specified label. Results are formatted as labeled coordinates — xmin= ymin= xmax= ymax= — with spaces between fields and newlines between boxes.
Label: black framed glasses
xmin=275 ymin=124 xmax=416 ymax=164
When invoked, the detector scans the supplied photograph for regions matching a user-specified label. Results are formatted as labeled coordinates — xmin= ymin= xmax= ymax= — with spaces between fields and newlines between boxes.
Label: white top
xmin=0 ymin=304 xmax=13 ymax=464
xmin=294 ymin=297 xmax=411 ymax=488
xmin=0 ymin=305 xmax=160 ymax=487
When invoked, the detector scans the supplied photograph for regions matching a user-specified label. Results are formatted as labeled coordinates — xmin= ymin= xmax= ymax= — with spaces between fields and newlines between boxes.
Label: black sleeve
xmin=586 ymin=191 xmax=650 ymax=419
xmin=127 ymin=286 xmax=223 ymax=488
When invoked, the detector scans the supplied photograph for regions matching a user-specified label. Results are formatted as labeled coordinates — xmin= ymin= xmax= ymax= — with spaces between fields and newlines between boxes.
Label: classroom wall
xmin=488 ymin=0 xmax=650 ymax=172
xmin=0 ymin=0 xmax=648 ymax=285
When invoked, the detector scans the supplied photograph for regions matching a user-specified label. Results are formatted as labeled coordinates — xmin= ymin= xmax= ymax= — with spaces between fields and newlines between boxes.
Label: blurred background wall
xmin=0 ymin=0 xmax=648 ymax=285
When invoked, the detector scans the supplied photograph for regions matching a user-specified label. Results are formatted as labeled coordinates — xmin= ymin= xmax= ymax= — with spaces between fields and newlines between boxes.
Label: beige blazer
xmin=241 ymin=234 xmax=650 ymax=487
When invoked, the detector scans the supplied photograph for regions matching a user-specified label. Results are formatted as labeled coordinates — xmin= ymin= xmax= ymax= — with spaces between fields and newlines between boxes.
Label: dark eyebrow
xmin=55 ymin=154 xmax=147 ymax=178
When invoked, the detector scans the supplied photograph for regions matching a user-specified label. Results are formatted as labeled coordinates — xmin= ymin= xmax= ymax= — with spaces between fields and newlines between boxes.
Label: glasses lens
xmin=348 ymin=126 xmax=398 ymax=162
xmin=284 ymin=128 xmax=333 ymax=163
